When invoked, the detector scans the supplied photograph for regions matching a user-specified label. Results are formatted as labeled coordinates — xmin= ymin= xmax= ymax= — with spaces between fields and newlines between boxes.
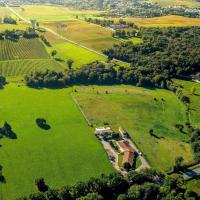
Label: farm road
xmin=6 ymin=5 xmax=130 ymax=65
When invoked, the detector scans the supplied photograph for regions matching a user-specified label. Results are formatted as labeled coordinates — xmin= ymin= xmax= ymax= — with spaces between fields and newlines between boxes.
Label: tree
xmin=51 ymin=50 xmax=57 ymax=57
xmin=45 ymin=189 xmax=60 ymax=200
xmin=123 ymin=162 xmax=131 ymax=171
xmin=67 ymin=59 xmax=74 ymax=69
xmin=29 ymin=192 xmax=46 ymax=200
xmin=77 ymin=193 xmax=103 ymax=200
xmin=35 ymin=178 xmax=48 ymax=192
xmin=174 ymin=156 xmax=184 ymax=172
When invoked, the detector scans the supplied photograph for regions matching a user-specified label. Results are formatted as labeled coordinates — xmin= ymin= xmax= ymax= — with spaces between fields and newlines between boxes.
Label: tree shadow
xmin=36 ymin=118 xmax=51 ymax=131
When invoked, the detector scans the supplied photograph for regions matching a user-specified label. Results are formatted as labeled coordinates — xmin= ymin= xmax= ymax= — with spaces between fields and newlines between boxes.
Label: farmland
xmin=0 ymin=83 xmax=113 ymax=200
xmin=14 ymin=5 xmax=104 ymax=21
xmin=42 ymin=20 xmax=120 ymax=52
xmin=123 ymin=15 xmax=200 ymax=27
xmin=0 ymin=59 xmax=64 ymax=77
xmin=147 ymin=0 xmax=200 ymax=7
xmin=73 ymin=85 xmax=194 ymax=171
xmin=0 ymin=38 xmax=50 ymax=61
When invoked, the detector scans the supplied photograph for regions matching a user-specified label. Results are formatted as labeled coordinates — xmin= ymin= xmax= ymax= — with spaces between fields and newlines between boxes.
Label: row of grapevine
xmin=0 ymin=59 xmax=64 ymax=77
xmin=0 ymin=38 xmax=50 ymax=61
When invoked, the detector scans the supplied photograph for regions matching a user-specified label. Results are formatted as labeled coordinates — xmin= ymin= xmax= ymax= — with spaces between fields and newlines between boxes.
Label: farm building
xmin=117 ymin=140 xmax=137 ymax=166
xmin=95 ymin=127 xmax=114 ymax=136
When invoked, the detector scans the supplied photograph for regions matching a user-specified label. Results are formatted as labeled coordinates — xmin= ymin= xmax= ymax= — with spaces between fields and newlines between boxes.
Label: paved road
xmin=127 ymin=139 xmax=151 ymax=171
xmin=6 ymin=5 xmax=130 ymax=65
xmin=183 ymin=167 xmax=200 ymax=180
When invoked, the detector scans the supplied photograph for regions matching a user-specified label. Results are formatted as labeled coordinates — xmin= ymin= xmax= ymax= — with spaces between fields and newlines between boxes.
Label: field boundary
xmin=70 ymin=92 xmax=92 ymax=126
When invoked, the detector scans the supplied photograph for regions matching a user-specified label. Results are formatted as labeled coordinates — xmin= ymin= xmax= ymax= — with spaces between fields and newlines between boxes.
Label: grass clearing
xmin=0 ymin=83 xmax=113 ymax=200
xmin=123 ymin=15 xmax=200 ymax=27
xmin=0 ymin=38 xmax=49 ymax=61
xmin=0 ymin=59 xmax=64 ymax=77
xmin=174 ymin=79 xmax=200 ymax=129
xmin=73 ymin=85 xmax=194 ymax=171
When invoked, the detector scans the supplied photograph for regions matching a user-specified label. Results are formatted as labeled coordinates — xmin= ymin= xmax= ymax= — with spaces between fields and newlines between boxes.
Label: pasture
xmin=174 ymin=79 xmax=200 ymax=129
xmin=123 ymin=15 xmax=200 ymax=27
xmin=0 ymin=83 xmax=113 ymax=200
xmin=42 ymin=20 xmax=120 ymax=52
xmin=73 ymin=85 xmax=194 ymax=171
xmin=15 ymin=5 xmax=104 ymax=21
xmin=0 ymin=59 xmax=64 ymax=77
xmin=0 ymin=38 xmax=49 ymax=61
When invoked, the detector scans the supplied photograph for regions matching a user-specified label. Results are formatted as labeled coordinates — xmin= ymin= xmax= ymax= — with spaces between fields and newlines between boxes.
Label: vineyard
xmin=0 ymin=38 xmax=50 ymax=60
xmin=0 ymin=59 xmax=64 ymax=77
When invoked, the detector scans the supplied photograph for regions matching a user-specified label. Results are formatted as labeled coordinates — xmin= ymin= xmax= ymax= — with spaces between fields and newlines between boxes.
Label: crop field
xmin=0 ymin=22 xmax=29 ymax=31
xmin=123 ymin=15 xmax=200 ymax=27
xmin=0 ymin=83 xmax=113 ymax=200
xmin=73 ymin=85 xmax=194 ymax=171
xmin=0 ymin=38 xmax=50 ymax=61
xmin=0 ymin=7 xmax=11 ymax=18
xmin=15 ymin=5 xmax=104 ymax=21
xmin=174 ymin=79 xmax=200 ymax=129
xmin=0 ymin=59 xmax=64 ymax=77
xmin=147 ymin=0 xmax=200 ymax=7
xmin=42 ymin=20 xmax=120 ymax=52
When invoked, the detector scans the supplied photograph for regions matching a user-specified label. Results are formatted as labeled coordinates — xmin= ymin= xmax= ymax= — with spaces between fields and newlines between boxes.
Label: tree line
xmin=25 ymin=61 xmax=169 ymax=88
xmin=0 ymin=28 xmax=38 ymax=42
xmin=17 ymin=169 xmax=199 ymax=200
xmin=3 ymin=17 xmax=17 ymax=25
xmin=167 ymin=81 xmax=200 ymax=163
xmin=104 ymin=27 xmax=200 ymax=80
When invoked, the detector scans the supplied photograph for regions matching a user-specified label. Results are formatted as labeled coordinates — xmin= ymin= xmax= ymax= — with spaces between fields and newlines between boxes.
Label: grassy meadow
xmin=123 ymin=15 xmax=200 ymax=27
xmin=0 ymin=83 xmax=113 ymax=200
xmin=174 ymin=79 xmax=200 ymax=129
xmin=73 ymin=85 xmax=194 ymax=171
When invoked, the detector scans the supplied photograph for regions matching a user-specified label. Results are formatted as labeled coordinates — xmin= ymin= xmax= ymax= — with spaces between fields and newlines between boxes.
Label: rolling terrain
xmin=0 ymin=83 xmax=113 ymax=200
xmin=73 ymin=85 xmax=194 ymax=171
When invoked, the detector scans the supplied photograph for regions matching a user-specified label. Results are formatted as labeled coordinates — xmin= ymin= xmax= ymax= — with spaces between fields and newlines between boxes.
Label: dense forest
xmin=104 ymin=27 xmax=200 ymax=79
xmin=25 ymin=61 xmax=169 ymax=88
xmin=18 ymin=169 xmax=199 ymax=200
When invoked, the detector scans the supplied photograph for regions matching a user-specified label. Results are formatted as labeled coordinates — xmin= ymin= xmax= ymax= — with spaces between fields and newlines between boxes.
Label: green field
xmin=51 ymin=42 xmax=106 ymax=68
xmin=73 ymin=85 xmax=194 ymax=171
xmin=0 ymin=83 xmax=113 ymax=200
xmin=0 ymin=59 xmax=64 ymax=77
xmin=0 ymin=38 xmax=49 ymax=61
xmin=15 ymin=5 xmax=104 ymax=21
xmin=174 ymin=79 xmax=200 ymax=129
xmin=0 ymin=23 xmax=29 ymax=31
